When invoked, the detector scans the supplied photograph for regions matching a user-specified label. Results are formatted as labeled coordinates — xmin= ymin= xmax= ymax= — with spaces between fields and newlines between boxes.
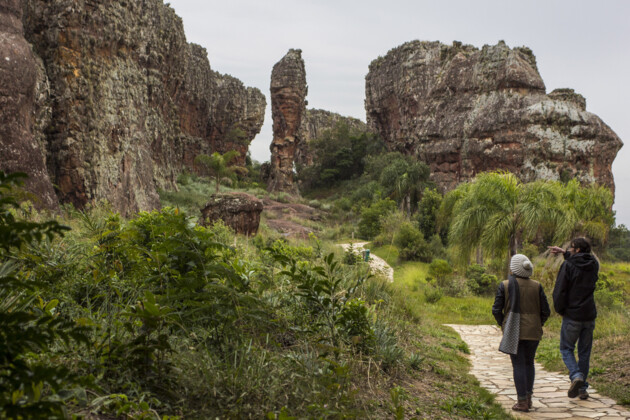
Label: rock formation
xmin=268 ymin=49 xmax=307 ymax=194
xmin=295 ymin=109 xmax=368 ymax=168
xmin=3 ymin=0 xmax=265 ymax=215
xmin=0 ymin=0 xmax=58 ymax=209
xmin=199 ymin=193 xmax=263 ymax=236
xmin=365 ymin=40 xmax=623 ymax=194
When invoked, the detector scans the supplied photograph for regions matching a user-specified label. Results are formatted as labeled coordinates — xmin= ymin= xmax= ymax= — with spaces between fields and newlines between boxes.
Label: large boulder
xmin=199 ymin=193 xmax=263 ymax=236
xmin=365 ymin=40 xmax=623 ymax=194
xmin=268 ymin=49 xmax=307 ymax=194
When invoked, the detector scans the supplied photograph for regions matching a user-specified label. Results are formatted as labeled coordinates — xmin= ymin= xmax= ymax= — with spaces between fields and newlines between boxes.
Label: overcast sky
xmin=167 ymin=0 xmax=630 ymax=225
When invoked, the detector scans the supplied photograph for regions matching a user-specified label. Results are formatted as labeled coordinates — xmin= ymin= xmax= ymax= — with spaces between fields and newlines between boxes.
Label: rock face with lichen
xmin=6 ymin=0 xmax=265 ymax=215
xmin=0 ymin=0 xmax=58 ymax=209
xmin=365 ymin=40 xmax=623 ymax=194
xmin=295 ymin=109 xmax=368 ymax=168
xmin=199 ymin=193 xmax=263 ymax=236
xmin=268 ymin=49 xmax=307 ymax=194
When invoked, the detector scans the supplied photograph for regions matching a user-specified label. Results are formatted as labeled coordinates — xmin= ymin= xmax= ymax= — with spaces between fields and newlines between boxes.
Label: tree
xmin=552 ymin=180 xmax=614 ymax=246
xmin=358 ymin=198 xmax=396 ymax=240
xmin=443 ymin=171 xmax=561 ymax=271
xmin=374 ymin=154 xmax=432 ymax=215
xmin=417 ymin=188 xmax=443 ymax=240
xmin=194 ymin=151 xmax=247 ymax=193
xmin=296 ymin=121 xmax=385 ymax=191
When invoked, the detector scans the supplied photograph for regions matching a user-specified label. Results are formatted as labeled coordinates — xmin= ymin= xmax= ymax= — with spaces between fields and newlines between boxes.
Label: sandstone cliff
xmin=365 ymin=40 xmax=623 ymax=194
xmin=0 ymin=0 xmax=58 ymax=209
xmin=295 ymin=109 xmax=367 ymax=168
xmin=268 ymin=49 xmax=307 ymax=194
xmin=4 ymin=0 xmax=265 ymax=214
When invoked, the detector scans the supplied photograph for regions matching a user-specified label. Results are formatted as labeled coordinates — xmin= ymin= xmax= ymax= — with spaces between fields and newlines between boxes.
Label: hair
xmin=571 ymin=237 xmax=591 ymax=253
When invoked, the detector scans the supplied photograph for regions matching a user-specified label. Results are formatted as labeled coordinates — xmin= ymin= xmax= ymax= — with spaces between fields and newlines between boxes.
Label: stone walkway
xmin=338 ymin=242 xmax=394 ymax=282
xmin=446 ymin=324 xmax=630 ymax=419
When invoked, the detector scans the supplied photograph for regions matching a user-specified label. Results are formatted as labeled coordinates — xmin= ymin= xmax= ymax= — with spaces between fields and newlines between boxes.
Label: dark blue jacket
xmin=552 ymin=251 xmax=599 ymax=321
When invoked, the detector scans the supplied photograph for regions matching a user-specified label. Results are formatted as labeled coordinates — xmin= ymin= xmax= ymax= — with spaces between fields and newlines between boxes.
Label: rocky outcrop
xmin=268 ymin=49 xmax=307 ymax=194
xmin=8 ymin=0 xmax=265 ymax=215
xmin=365 ymin=40 xmax=623 ymax=194
xmin=199 ymin=193 xmax=263 ymax=236
xmin=295 ymin=109 xmax=368 ymax=168
xmin=0 ymin=0 xmax=58 ymax=209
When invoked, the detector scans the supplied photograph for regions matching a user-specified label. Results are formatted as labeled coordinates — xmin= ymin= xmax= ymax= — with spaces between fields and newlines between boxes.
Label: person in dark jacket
xmin=549 ymin=237 xmax=599 ymax=400
xmin=492 ymin=254 xmax=551 ymax=412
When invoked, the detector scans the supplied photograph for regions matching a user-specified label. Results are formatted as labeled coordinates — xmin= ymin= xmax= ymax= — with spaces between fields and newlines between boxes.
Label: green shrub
xmin=0 ymin=172 xmax=87 ymax=418
xmin=465 ymin=264 xmax=497 ymax=295
xmin=358 ymin=199 xmax=396 ymax=240
xmin=416 ymin=188 xmax=442 ymax=239
xmin=424 ymin=286 xmax=443 ymax=303
xmin=428 ymin=259 xmax=452 ymax=288
xmin=351 ymin=180 xmax=382 ymax=207
xmin=394 ymin=222 xmax=431 ymax=262
xmin=343 ymin=244 xmax=363 ymax=265
xmin=595 ymin=272 xmax=625 ymax=308
xmin=373 ymin=211 xmax=406 ymax=246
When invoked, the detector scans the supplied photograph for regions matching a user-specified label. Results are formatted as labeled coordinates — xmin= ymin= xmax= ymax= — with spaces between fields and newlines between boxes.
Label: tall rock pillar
xmin=268 ymin=49 xmax=307 ymax=194
xmin=0 ymin=0 xmax=58 ymax=209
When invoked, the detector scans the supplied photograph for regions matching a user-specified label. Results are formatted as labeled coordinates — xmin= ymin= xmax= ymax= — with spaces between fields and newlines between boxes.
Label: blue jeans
xmin=560 ymin=317 xmax=595 ymax=390
xmin=509 ymin=340 xmax=539 ymax=400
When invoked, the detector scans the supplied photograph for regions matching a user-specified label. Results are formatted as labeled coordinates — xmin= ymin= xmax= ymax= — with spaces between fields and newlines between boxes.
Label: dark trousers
xmin=509 ymin=340 xmax=539 ymax=400
xmin=560 ymin=317 xmax=595 ymax=389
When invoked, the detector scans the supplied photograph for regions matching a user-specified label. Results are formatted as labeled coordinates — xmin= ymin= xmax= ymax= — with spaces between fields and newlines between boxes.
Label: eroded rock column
xmin=268 ymin=49 xmax=307 ymax=194
xmin=0 ymin=0 xmax=58 ymax=209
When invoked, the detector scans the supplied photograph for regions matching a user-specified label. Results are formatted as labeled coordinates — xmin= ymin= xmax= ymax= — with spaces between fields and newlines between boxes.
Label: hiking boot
xmin=568 ymin=377 xmax=585 ymax=398
xmin=527 ymin=394 xmax=533 ymax=409
xmin=579 ymin=389 xmax=589 ymax=400
xmin=512 ymin=401 xmax=529 ymax=412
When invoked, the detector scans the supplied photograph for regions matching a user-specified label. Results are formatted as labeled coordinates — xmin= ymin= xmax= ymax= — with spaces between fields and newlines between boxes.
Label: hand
xmin=548 ymin=246 xmax=565 ymax=254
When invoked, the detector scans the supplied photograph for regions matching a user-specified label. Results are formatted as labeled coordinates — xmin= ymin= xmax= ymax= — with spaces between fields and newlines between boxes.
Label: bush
xmin=393 ymin=222 xmax=431 ymax=262
xmin=373 ymin=211 xmax=406 ymax=246
xmin=358 ymin=199 xmax=396 ymax=240
xmin=465 ymin=264 xmax=497 ymax=295
xmin=0 ymin=172 xmax=87 ymax=418
xmin=428 ymin=259 xmax=452 ymax=288
xmin=416 ymin=188 xmax=442 ymax=239
xmin=595 ymin=272 xmax=625 ymax=308
xmin=424 ymin=286 xmax=443 ymax=303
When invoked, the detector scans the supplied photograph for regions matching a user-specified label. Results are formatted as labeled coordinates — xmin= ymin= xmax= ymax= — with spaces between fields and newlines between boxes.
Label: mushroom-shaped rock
xmin=199 ymin=193 xmax=263 ymax=236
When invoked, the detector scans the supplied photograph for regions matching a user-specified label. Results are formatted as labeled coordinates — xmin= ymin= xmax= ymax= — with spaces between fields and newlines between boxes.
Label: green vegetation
xmin=194 ymin=150 xmax=247 ymax=193
xmin=296 ymin=122 xmax=385 ymax=191
xmin=3 ymin=157 xmax=630 ymax=419
xmin=0 ymin=171 xmax=516 ymax=419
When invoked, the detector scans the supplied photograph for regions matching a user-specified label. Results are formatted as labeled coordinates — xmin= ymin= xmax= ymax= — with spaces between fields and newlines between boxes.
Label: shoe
xmin=512 ymin=401 xmax=529 ymax=412
xmin=579 ymin=389 xmax=589 ymax=400
xmin=568 ymin=377 xmax=585 ymax=398
xmin=527 ymin=394 xmax=533 ymax=409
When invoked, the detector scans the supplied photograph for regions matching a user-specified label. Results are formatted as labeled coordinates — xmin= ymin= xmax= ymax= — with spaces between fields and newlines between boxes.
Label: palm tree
xmin=444 ymin=171 xmax=561 ymax=271
xmin=552 ymin=180 xmax=614 ymax=245
xmin=194 ymin=151 xmax=247 ymax=193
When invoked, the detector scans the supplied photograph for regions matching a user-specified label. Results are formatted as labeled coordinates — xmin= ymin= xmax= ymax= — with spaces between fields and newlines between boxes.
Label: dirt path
xmin=338 ymin=242 xmax=394 ymax=282
xmin=446 ymin=324 xmax=630 ymax=419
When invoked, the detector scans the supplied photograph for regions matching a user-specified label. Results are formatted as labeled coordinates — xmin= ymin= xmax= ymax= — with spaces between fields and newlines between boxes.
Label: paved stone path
xmin=338 ymin=242 xmax=394 ymax=282
xmin=446 ymin=324 xmax=630 ymax=419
